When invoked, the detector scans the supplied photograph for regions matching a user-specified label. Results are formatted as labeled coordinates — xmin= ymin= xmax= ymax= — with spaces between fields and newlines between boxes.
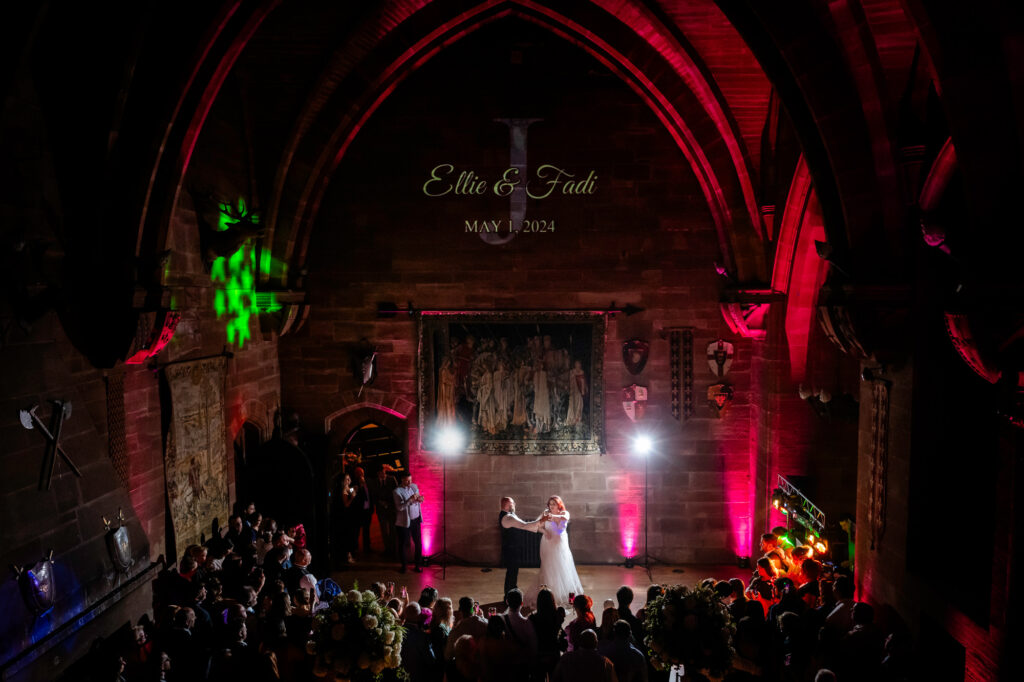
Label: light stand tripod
xmin=426 ymin=428 xmax=468 ymax=579
xmin=635 ymin=435 xmax=673 ymax=582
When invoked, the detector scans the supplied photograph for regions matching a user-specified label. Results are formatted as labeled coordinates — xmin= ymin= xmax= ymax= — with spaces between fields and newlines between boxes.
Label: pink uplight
xmin=614 ymin=471 xmax=641 ymax=558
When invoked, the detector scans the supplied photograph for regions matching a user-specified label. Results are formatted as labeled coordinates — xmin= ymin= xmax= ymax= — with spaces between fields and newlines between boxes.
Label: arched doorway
xmin=324 ymin=406 xmax=409 ymax=568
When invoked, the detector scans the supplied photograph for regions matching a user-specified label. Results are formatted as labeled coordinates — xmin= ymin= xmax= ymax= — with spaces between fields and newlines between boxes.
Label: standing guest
xmin=530 ymin=587 xmax=568 ymax=679
xmin=400 ymin=603 xmax=436 ymax=681
xmin=352 ymin=467 xmax=374 ymax=554
xmin=478 ymin=616 xmax=519 ymax=682
xmin=430 ymin=598 xmax=455 ymax=670
xmin=226 ymin=514 xmax=256 ymax=548
xmin=447 ymin=635 xmax=480 ymax=682
xmin=615 ymin=586 xmax=642 ymax=644
xmin=598 ymin=620 xmax=648 ymax=682
xmin=254 ymin=518 xmax=277 ymax=564
xmin=418 ymin=585 xmax=439 ymax=611
xmin=824 ymin=575 xmax=856 ymax=635
xmin=552 ymin=629 xmax=616 ymax=682
xmin=333 ymin=472 xmax=358 ymax=565
xmin=394 ymin=472 xmax=425 ymax=573
xmin=839 ymin=602 xmax=884 ymax=680
xmin=728 ymin=578 xmax=749 ymax=621
xmin=368 ymin=465 xmax=398 ymax=557
xmin=597 ymin=606 xmax=619 ymax=641
xmin=447 ymin=597 xmax=489 ymax=659
xmin=565 ymin=594 xmax=596 ymax=652
xmin=283 ymin=548 xmax=319 ymax=604
xmin=502 ymin=588 xmax=539 ymax=657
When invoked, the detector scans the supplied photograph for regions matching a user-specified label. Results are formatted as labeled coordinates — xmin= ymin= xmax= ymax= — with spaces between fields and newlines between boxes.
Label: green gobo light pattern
xmin=210 ymin=198 xmax=284 ymax=347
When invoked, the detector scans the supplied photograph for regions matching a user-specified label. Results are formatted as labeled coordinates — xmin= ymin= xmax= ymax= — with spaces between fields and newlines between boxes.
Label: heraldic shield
xmin=707 ymin=339 xmax=735 ymax=377
xmin=104 ymin=509 xmax=135 ymax=574
xmin=623 ymin=338 xmax=650 ymax=375
xmin=707 ymin=383 xmax=734 ymax=417
xmin=622 ymin=384 xmax=648 ymax=422
xmin=14 ymin=551 xmax=56 ymax=614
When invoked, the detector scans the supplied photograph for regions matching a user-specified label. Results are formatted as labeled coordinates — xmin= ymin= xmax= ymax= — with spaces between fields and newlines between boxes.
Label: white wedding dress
xmin=526 ymin=512 xmax=584 ymax=607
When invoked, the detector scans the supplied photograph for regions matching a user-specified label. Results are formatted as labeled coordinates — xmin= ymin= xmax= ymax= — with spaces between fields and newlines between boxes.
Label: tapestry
xmin=669 ymin=329 xmax=695 ymax=421
xmin=418 ymin=312 xmax=605 ymax=454
xmin=868 ymin=380 xmax=889 ymax=550
xmin=164 ymin=357 xmax=229 ymax=553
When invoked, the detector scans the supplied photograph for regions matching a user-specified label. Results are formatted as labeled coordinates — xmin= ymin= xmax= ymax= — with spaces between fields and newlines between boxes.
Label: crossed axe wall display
xmin=19 ymin=400 xmax=82 ymax=491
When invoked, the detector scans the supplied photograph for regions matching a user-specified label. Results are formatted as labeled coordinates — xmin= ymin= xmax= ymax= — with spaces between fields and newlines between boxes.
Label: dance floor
xmin=329 ymin=560 xmax=752 ymax=609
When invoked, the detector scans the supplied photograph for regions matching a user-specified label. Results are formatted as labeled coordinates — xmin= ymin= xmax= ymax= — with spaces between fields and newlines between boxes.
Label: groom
xmin=499 ymin=497 xmax=543 ymax=595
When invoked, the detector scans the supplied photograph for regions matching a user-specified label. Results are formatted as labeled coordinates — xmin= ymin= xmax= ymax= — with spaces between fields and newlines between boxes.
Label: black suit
xmin=499 ymin=510 xmax=536 ymax=596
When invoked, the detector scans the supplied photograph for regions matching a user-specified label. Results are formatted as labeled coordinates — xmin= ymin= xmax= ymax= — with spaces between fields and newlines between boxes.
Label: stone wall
xmin=279 ymin=22 xmax=753 ymax=565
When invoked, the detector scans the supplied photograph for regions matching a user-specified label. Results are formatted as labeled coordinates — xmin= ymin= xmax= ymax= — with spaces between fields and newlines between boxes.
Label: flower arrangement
xmin=308 ymin=585 xmax=407 ymax=681
xmin=643 ymin=583 xmax=735 ymax=679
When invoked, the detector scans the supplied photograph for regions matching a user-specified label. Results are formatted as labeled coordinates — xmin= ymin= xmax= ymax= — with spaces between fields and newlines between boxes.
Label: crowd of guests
xmin=99 ymin=502 xmax=326 ymax=681
xmin=92 ymin=506 xmax=909 ymax=682
xmin=717 ymin=528 xmax=911 ymax=681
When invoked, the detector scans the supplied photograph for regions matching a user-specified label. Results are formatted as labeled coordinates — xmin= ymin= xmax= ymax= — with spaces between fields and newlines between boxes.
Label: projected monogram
xmin=422 ymin=119 xmax=598 ymax=244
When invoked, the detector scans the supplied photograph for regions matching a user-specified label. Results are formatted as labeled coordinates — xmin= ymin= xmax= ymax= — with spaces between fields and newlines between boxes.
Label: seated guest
xmin=552 ymin=629 xmax=616 ymax=682
xmin=597 ymin=620 xmax=647 ymax=682
xmin=448 ymin=597 xmax=488 ymax=659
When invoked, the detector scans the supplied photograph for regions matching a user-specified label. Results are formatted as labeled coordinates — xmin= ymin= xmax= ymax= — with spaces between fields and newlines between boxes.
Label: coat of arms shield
xmin=707 ymin=339 xmax=735 ymax=377
xmin=622 ymin=338 xmax=650 ymax=375
xmin=707 ymin=383 xmax=734 ymax=417
xmin=622 ymin=384 xmax=648 ymax=422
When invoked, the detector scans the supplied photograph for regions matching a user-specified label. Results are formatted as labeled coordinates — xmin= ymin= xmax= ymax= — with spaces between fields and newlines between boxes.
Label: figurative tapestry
xmin=164 ymin=357 xmax=229 ymax=553
xmin=418 ymin=313 xmax=605 ymax=454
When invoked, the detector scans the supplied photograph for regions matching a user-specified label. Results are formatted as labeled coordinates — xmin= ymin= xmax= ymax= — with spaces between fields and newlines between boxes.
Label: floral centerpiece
xmin=308 ymin=586 xmax=407 ymax=681
xmin=643 ymin=583 xmax=735 ymax=680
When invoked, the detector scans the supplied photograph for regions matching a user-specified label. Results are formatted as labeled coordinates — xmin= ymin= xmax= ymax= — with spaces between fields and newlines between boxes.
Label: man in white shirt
xmin=393 ymin=473 xmax=424 ymax=573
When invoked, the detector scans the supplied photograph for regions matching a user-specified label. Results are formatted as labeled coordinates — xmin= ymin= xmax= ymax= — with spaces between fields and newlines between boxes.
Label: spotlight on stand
xmin=631 ymin=432 xmax=656 ymax=578
xmin=624 ymin=556 xmax=635 ymax=569
xmin=737 ymin=555 xmax=750 ymax=569
xmin=436 ymin=427 xmax=465 ymax=455
xmin=432 ymin=426 xmax=466 ymax=579
xmin=633 ymin=434 xmax=653 ymax=456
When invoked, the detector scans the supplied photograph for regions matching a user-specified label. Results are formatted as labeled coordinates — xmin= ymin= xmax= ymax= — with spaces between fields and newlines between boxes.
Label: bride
xmin=526 ymin=495 xmax=584 ymax=607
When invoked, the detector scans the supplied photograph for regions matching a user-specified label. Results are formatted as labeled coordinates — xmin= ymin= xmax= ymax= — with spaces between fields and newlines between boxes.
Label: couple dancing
xmin=499 ymin=495 xmax=583 ymax=606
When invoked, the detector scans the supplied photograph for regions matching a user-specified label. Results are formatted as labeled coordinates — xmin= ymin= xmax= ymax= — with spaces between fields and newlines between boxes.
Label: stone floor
xmin=328 ymin=559 xmax=752 ymax=609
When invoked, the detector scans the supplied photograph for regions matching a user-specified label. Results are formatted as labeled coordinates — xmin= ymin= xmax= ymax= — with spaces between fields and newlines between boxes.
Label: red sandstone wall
xmin=279 ymin=24 xmax=753 ymax=565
